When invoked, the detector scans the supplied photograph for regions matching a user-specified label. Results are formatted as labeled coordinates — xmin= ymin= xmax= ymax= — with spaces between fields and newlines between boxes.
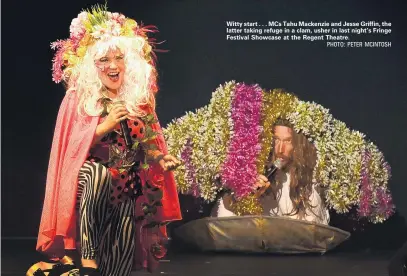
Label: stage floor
xmin=1 ymin=239 xmax=398 ymax=276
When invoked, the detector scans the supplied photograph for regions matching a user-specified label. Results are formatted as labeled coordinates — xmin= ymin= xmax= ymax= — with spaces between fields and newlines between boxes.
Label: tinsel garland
xmin=193 ymin=82 xmax=235 ymax=201
xmin=374 ymin=187 xmax=394 ymax=222
xmin=320 ymin=119 xmax=365 ymax=213
xmin=180 ymin=139 xmax=199 ymax=197
xmin=220 ymin=83 xmax=263 ymax=199
xmin=358 ymin=149 xmax=372 ymax=217
xmin=286 ymin=101 xmax=394 ymax=221
xmin=163 ymin=81 xmax=235 ymax=201
xmin=231 ymin=89 xmax=298 ymax=215
xmin=163 ymin=107 xmax=207 ymax=194
xmin=230 ymin=194 xmax=263 ymax=216
xmin=358 ymin=147 xmax=394 ymax=223
xmin=365 ymin=143 xmax=394 ymax=222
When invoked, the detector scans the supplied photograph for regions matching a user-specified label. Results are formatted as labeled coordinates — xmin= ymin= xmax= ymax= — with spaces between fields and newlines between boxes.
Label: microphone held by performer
xmin=120 ymin=119 xmax=133 ymax=149
xmin=260 ymin=158 xmax=283 ymax=198
xmin=265 ymin=158 xmax=283 ymax=182
xmin=112 ymin=100 xmax=133 ymax=149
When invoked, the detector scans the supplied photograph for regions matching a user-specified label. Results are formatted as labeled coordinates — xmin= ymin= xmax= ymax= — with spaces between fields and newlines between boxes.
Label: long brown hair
xmin=268 ymin=118 xmax=317 ymax=217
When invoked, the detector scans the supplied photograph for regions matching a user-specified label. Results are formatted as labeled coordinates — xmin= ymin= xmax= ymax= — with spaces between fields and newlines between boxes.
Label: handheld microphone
xmin=112 ymin=101 xmax=133 ymax=149
xmin=262 ymin=158 xmax=283 ymax=198
xmin=265 ymin=158 xmax=283 ymax=182
xmin=120 ymin=120 xmax=133 ymax=149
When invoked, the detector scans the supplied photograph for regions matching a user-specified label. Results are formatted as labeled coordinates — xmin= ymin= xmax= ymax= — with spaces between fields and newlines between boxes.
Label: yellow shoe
xmin=26 ymin=256 xmax=76 ymax=276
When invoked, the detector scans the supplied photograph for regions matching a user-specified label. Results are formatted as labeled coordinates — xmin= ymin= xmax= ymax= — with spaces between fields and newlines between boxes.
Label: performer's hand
xmin=102 ymin=103 xmax=129 ymax=132
xmin=253 ymin=174 xmax=271 ymax=197
xmin=93 ymin=103 xmax=128 ymax=146
xmin=159 ymin=155 xmax=181 ymax=171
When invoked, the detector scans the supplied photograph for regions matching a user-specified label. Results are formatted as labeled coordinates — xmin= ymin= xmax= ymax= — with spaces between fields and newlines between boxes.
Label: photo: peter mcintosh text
xmin=327 ymin=41 xmax=392 ymax=48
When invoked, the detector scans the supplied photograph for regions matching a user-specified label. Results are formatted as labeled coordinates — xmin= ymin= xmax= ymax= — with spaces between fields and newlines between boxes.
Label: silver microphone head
xmin=274 ymin=158 xmax=283 ymax=169
xmin=265 ymin=158 xmax=283 ymax=179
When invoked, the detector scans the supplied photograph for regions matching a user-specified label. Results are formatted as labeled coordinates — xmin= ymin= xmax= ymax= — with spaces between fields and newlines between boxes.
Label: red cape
xmin=36 ymin=90 xmax=181 ymax=263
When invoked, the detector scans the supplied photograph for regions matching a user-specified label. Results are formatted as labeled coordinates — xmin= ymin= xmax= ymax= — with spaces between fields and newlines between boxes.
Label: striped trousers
xmin=76 ymin=161 xmax=136 ymax=276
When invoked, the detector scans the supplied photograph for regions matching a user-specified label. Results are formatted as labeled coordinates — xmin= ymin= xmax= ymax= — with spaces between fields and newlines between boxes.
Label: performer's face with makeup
xmin=95 ymin=48 xmax=125 ymax=93
xmin=273 ymin=125 xmax=294 ymax=167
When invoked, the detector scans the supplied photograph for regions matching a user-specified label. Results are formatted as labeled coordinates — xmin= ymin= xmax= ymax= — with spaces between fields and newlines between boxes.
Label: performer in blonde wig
xmin=27 ymin=5 xmax=181 ymax=276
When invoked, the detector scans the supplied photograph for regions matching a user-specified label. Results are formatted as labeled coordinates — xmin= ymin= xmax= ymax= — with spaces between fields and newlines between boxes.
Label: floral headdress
xmin=163 ymin=81 xmax=395 ymax=224
xmin=51 ymin=3 xmax=159 ymax=83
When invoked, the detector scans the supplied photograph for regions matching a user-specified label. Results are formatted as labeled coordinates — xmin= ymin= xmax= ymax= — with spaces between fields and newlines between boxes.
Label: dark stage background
xmin=2 ymin=0 xmax=406 ymax=250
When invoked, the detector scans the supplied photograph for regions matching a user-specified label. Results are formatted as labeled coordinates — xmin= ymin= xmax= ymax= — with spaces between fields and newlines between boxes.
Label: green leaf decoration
xmin=83 ymin=2 xmax=109 ymax=31
xmin=131 ymin=140 xmax=140 ymax=150
xmin=143 ymin=114 xmax=155 ymax=123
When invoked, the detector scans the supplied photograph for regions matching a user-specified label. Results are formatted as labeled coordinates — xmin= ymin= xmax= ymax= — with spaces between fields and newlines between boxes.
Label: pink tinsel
xmin=220 ymin=83 xmax=263 ymax=199
xmin=374 ymin=187 xmax=395 ymax=219
xmin=51 ymin=40 xmax=67 ymax=83
xmin=180 ymin=139 xmax=199 ymax=197
xmin=358 ymin=150 xmax=372 ymax=217
xmin=375 ymin=161 xmax=394 ymax=218
xmin=358 ymin=150 xmax=395 ymax=220
xmin=133 ymin=24 xmax=166 ymax=66
xmin=70 ymin=31 xmax=86 ymax=52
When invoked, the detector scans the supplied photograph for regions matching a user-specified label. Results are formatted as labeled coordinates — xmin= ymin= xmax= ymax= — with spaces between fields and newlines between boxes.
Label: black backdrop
xmin=2 ymin=0 xmax=406 ymax=247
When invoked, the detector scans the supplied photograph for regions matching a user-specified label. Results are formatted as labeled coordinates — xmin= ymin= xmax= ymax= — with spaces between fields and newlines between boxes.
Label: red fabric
xmin=36 ymin=90 xmax=182 ymax=263
xmin=141 ymin=104 xmax=182 ymax=222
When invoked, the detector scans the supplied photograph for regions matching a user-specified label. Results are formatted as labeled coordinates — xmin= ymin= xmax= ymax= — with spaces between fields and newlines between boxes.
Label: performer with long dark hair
xmin=213 ymin=118 xmax=329 ymax=225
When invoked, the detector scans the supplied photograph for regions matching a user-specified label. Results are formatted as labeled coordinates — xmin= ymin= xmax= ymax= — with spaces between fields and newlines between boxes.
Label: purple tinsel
xmin=374 ymin=187 xmax=395 ymax=219
xmin=358 ymin=149 xmax=373 ymax=217
xmin=220 ymin=83 xmax=263 ymax=199
xmin=358 ymin=149 xmax=395 ymax=220
xmin=181 ymin=139 xmax=200 ymax=197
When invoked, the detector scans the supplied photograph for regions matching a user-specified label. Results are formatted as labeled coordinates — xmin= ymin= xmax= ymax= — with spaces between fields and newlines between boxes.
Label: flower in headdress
xmin=51 ymin=3 xmax=159 ymax=84
xmin=110 ymin=12 xmax=126 ymax=24
xmin=91 ymin=20 xmax=121 ymax=40
xmin=69 ymin=12 xmax=87 ymax=38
